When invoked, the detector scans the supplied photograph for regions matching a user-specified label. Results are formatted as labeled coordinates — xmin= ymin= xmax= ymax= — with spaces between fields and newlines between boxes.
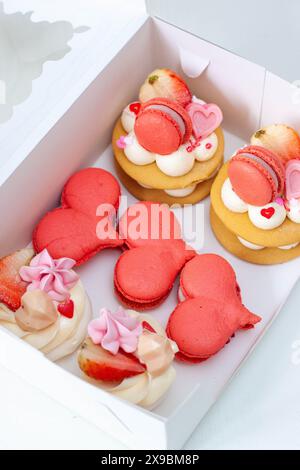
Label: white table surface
xmin=1 ymin=0 xmax=300 ymax=450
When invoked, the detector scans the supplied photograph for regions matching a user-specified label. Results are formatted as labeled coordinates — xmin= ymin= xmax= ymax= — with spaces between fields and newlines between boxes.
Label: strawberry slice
xmin=139 ymin=68 xmax=192 ymax=108
xmin=142 ymin=321 xmax=156 ymax=333
xmin=251 ymin=124 xmax=300 ymax=164
xmin=0 ymin=248 xmax=34 ymax=311
xmin=78 ymin=337 xmax=146 ymax=382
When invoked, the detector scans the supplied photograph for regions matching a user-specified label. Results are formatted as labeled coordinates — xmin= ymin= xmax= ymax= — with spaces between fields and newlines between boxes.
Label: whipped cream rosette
xmin=78 ymin=307 xmax=178 ymax=409
xmin=0 ymin=248 xmax=91 ymax=361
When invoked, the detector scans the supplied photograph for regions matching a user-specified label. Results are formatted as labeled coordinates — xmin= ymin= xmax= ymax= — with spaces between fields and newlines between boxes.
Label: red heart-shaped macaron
xmin=114 ymin=201 xmax=195 ymax=309
xmin=167 ymin=254 xmax=261 ymax=362
xmin=33 ymin=168 xmax=123 ymax=265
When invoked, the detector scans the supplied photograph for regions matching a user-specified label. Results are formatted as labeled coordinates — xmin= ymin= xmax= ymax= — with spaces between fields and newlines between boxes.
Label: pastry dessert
xmin=0 ymin=248 xmax=92 ymax=361
xmin=34 ymin=168 xmax=123 ymax=265
xmin=112 ymin=68 xmax=224 ymax=205
xmin=114 ymin=201 xmax=195 ymax=309
xmin=167 ymin=254 xmax=261 ymax=362
xmin=78 ymin=306 xmax=178 ymax=408
xmin=210 ymin=125 xmax=300 ymax=264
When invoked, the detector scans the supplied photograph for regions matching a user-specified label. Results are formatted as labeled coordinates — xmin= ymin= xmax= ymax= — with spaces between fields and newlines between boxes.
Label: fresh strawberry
xmin=0 ymin=248 xmax=34 ymax=311
xmin=78 ymin=337 xmax=146 ymax=382
xmin=142 ymin=321 xmax=156 ymax=333
xmin=251 ymin=124 xmax=300 ymax=164
xmin=139 ymin=68 xmax=192 ymax=107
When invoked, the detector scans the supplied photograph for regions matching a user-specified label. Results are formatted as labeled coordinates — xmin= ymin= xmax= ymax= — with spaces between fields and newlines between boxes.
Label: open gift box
xmin=0 ymin=0 xmax=300 ymax=450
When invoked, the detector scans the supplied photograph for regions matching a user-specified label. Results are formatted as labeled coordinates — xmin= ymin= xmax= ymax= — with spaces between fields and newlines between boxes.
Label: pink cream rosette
xmin=88 ymin=307 xmax=143 ymax=355
xmin=19 ymin=249 xmax=79 ymax=302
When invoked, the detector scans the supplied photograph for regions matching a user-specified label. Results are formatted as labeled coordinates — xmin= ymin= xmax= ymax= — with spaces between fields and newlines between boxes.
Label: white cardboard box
xmin=0 ymin=0 xmax=300 ymax=450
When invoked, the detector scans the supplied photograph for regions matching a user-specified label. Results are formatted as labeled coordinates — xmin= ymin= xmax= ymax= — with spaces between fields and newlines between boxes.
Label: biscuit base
xmin=116 ymin=161 xmax=215 ymax=206
xmin=210 ymin=206 xmax=300 ymax=265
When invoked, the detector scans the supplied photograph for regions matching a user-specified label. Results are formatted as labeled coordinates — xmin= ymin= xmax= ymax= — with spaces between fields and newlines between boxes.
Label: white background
xmin=1 ymin=0 xmax=300 ymax=450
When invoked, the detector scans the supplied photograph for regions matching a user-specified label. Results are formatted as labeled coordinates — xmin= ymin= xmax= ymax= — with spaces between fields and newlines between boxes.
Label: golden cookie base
xmin=112 ymin=118 xmax=224 ymax=190
xmin=210 ymin=206 xmax=300 ymax=265
xmin=116 ymin=161 xmax=216 ymax=206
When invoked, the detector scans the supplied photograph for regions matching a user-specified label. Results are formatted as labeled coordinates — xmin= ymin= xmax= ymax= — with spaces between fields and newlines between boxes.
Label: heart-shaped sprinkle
xmin=261 ymin=207 xmax=275 ymax=219
xmin=58 ymin=299 xmax=74 ymax=318
xmin=285 ymin=159 xmax=300 ymax=200
xmin=186 ymin=102 xmax=223 ymax=139
xmin=129 ymin=102 xmax=141 ymax=115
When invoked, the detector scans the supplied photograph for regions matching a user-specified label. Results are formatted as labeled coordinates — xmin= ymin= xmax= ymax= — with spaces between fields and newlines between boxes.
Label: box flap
xmin=0 ymin=0 xmax=147 ymax=186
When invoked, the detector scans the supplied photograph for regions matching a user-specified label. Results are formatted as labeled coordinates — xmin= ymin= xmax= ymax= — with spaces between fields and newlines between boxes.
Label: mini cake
xmin=78 ymin=307 xmax=178 ymax=408
xmin=167 ymin=254 xmax=261 ymax=362
xmin=210 ymin=125 xmax=300 ymax=264
xmin=114 ymin=201 xmax=195 ymax=309
xmin=112 ymin=68 xmax=224 ymax=205
xmin=0 ymin=248 xmax=92 ymax=361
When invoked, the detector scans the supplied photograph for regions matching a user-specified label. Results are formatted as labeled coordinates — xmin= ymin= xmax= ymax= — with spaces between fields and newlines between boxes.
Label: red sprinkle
xmin=129 ymin=102 xmax=141 ymax=115
xmin=205 ymin=143 xmax=212 ymax=149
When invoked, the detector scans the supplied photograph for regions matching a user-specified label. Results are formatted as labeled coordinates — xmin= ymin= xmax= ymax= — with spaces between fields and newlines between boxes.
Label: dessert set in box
xmin=0 ymin=0 xmax=300 ymax=450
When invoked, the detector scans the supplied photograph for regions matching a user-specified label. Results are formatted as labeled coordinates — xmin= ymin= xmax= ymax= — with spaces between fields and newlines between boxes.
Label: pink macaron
xmin=134 ymin=97 xmax=192 ymax=155
xmin=228 ymin=145 xmax=285 ymax=206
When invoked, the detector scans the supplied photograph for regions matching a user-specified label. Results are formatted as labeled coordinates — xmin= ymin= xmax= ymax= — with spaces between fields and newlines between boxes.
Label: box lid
xmin=146 ymin=0 xmax=299 ymax=82
xmin=0 ymin=0 xmax=147 ymax=185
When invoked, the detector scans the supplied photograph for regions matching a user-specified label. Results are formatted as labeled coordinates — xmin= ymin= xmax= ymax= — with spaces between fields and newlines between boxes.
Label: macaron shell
xmin=62 ymin=167 xmax=121 ymax=216
xmin=135 ymin=108 xmax=182 ymax=155
xmin=210 ymin=205 xmax=300 ymax=265
xmin=167 ymin=297 xmax=234 ymax=359
xmin=33 ymin=168 xmax=122 ymax=265
xmin=180 ymin=254 xmax=239 ymax=302
xmin=228 ymin=145 xmax=285 ymax=206
xmin=138 ymin=97 xmax=192 ymax=142
xmin=211 ymin=162 xmax=300 ymax=246
xmin=115 ymin=161 xmax=216 ymax=206
xmin=118 ymin=201 xmax=182 ymax=249
xmin=114 ymin=246 xmax=180 ymax=309
xmin=112 ymin=118 xmax=224 ymax=189
xmin=228 ymin=159 xmax=274 ymax=206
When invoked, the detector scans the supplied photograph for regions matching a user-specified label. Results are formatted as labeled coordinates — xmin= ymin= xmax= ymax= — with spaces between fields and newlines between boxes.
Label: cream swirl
xmin=0 ymin=280 xmax=92 ymax=361
xmin=83 ymin=310 xmax=178 ymax=409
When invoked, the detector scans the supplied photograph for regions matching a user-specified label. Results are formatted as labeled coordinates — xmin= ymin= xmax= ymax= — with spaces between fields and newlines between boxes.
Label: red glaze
xmin=228 ymin=145 xmax=285 ymax=206
xmin=114 ymin=202 xmax=195 ymax=310
xmin=167 ymin=254 xmax=261 ymax=362
xmin=33 ymin=168 xmax=123 ymax=265
xmin=134 ymin=97 xmax=192 ymax=155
